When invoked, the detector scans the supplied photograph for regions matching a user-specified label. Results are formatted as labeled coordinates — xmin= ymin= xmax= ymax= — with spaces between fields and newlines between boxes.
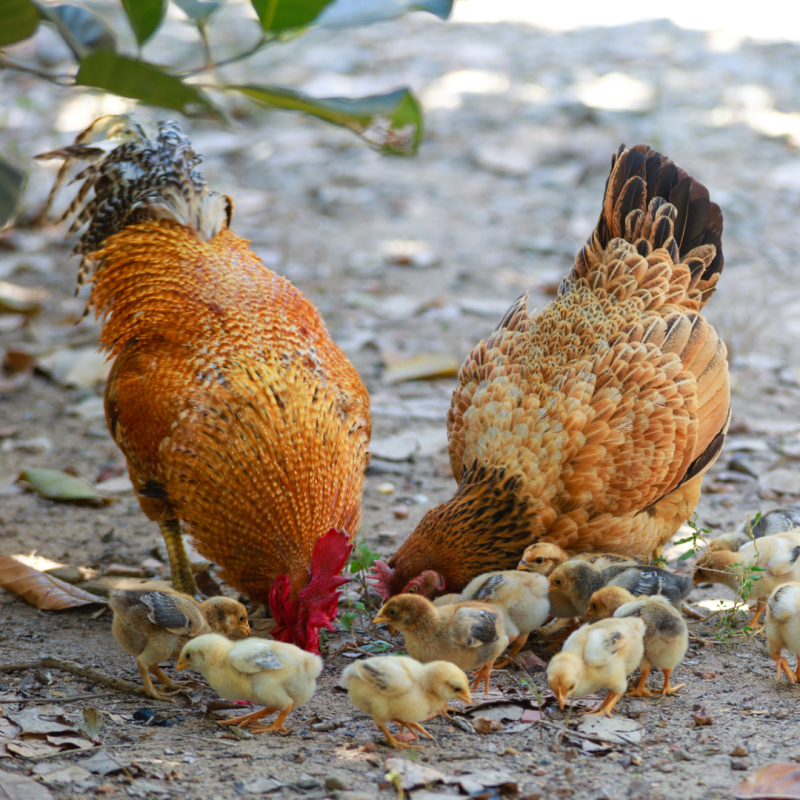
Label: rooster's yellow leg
xmin=159 ymin=519 xmax=199 ymax=598
xmin=377 ymin=723 xmax=422 ymax=750
xmin=626 ymin=666 xmax=653 ymax=698
xmin=771 ymin=653 xmax=797 ymax=683
xmin=658 ymin=668 xmax=685 ymax=695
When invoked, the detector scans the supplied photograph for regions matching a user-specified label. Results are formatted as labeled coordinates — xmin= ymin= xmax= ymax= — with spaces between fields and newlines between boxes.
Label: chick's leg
xmin=251 ymin=703 xmax=293 ymax=734
xmin=626 ymin=665 xmax=653 ymax=698
xmin=470 ymin=662 xmax=494 ymax=696
xmin=494 ymin=633 xmax=529 ymax=670
xmin=657 ymin=668 xmax=686 ymax=695
xmin=150 ymin=666 xmax=192 ymax=691
xmin=392 ymin=719 xmax=435 ymax=741
xmin=217 ymin=708 xmax=277 ymax=728
xmin=584 ymin=692 xmax=623 ymax=718
xmin=136 ymin=658 xmax=175 ymax=702
xmin=376 ymin=723 xmax=422 ymax=750
xmin=771 ymin=652 xmax=797 ymax=683
xmin=159 ymin=519 xmax=199 ymax=598
xmin=746 ymin=601 xmax=766 ymax=631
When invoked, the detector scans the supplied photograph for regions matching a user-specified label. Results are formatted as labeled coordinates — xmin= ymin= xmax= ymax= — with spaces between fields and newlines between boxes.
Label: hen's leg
xmin=657 ymin=668 xmax=686 ymax=695
xmin=159 ymin=519 xmax=200 ymax=599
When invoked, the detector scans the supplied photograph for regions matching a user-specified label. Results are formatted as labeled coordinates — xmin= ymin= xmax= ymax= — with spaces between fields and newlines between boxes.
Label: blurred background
xmin=2 ymin=0 xmax=800 ymax=563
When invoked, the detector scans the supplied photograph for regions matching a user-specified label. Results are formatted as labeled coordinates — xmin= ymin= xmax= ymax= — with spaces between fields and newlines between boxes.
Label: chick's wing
xmin=471 ymin=574 xmax=506 ymax=600
xmin=355 ymin=659 xmax=415 ymax=696
xmin=227 ymin=640 xmax=283 ymax=673
xmin=583 ymin=627 xmax=626 ymax=667
xmin=140 ymin=592 xmax=203 ymax=635
xmin=449 ymin=606 xmax=500 ymax=648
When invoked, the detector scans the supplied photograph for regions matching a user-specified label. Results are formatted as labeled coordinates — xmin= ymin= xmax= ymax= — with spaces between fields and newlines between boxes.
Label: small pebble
xmin=392 ymin=504 xmax=409 ymax=519
xmin=729 ymin=744 xmax=748 ymax=757
xmin=375 ymin=482 xmax=395 ymax=495
xmin=730 ymin=758 xmax=751 ymax=770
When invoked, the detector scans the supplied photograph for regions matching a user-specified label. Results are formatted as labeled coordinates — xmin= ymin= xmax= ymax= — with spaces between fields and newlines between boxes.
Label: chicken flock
xmin=33 ymin=115 xmax=800 ymax=747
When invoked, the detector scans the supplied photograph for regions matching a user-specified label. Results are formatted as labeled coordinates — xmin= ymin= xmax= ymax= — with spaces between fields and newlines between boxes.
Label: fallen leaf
xmin=472 ymin=716 xmax=503 ymax=734
xmin=45 ymin=735 xmax=94 ymax=750
xmin=0 ymin=555 xmax=106 ymax=610
xmin=382 ymin=354 xmax=459 ymax=385
xmin=17 ymin=468 xmax=108 ymax=504
xmin=80 ymin=750 xmax=130 ymax=776
xmin=577 ymin=715 xmax=644 ymax=745
xmin=0 ymin=281 xmax=48 ymax=314
xmin=5 ymin=740 xmax=59 ymax=759
xmin=0 ymin=769 xmax=55 ymax=799
xmin=73 ymin=707 xmax=104 ymax=740
xmin=731 ymin=762 xmax=800 ymax=799
xmin=466 ymin=701 xmax=527 ymax=721
xmin=384 ymin=759 xmax=448 ymax=790
xmin=8 ymin=706 xmax=73 ymax=735
xmin=35 ymin=765 xmax=93 ymax=788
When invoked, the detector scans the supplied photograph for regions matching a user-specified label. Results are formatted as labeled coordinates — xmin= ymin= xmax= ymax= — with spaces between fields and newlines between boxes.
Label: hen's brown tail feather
xmin=578 ymin=144 xmax=723 ymax=309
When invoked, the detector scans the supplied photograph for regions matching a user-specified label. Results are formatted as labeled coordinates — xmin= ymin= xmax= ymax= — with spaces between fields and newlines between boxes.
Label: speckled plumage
xmin=384 ymin=144 xmax=730 ymax=594
xmin=39 ymin=117 xmax=370 ymax=630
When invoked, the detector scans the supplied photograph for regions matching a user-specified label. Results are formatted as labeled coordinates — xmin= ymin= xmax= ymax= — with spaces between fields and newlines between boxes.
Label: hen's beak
xmin=176 ymin=658 xmax=188 ymax=671
xmin=556 ymin=685 xmax=567 ymax=710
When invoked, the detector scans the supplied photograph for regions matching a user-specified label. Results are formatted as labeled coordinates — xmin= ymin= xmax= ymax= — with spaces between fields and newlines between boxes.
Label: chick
xmin=109 ymin=588 xmax=249 ymax=701
xmin=548 ymin=562 xmax=689 ymax=618
xmin=612 ymin=594 xmax=688 ymax=697
xmin=709 ymin=510 xmax=800 ymax=552
xmin=177 ymin=634 xmax=321 ymax=732
xmin=694 ymin=531 xmax=800 ymax=627
xmin=517 ymin=543 xmax=636 ymax=576
xmin=373 ymin=595 xmax=508 ymax=694
xmin=458 ymin=571 xmax=549 ymax=666
xmin=766 ymin=582 xmax=800 ymax=682
xmin=343 ymin=656 xmax=471 ymax=749
xmin=546 ymin=617 xmax=645 ymax=716
xmin=432 ymin=593 xmax=461 ymax=608
xmin=585 ymin=586 xmax=635 ymax=621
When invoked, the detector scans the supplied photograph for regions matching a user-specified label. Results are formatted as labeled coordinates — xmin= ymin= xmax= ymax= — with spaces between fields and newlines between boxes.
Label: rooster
xmin=38 ymin=116 xmax=371 ymax=652
xmin=372 ymin=144 xmax=729 ymax=598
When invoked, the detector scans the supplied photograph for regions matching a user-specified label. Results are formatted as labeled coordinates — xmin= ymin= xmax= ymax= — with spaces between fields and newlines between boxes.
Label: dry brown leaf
xmin=382 ymin=353 xmax=459 ymax=385
xmin=731 ymin=762 xmax=800 ymax=799
xmin=0 ymin=281 xmax=47 ymax=314
xmin=0 ymin=768 xmax=55 ymax=799
xmin=0 ymin=555 xmax=106 ymax=610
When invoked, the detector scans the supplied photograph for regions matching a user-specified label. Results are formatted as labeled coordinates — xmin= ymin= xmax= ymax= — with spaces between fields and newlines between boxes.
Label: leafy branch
xmin=0 ymin=0 xmax=455 ymax=225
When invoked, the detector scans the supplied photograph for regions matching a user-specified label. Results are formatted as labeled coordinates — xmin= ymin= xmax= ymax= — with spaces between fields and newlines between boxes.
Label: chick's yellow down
xmin=587 ymin=587 xmax=688 ymax=696
xmin=694 ymin=531 xmax=800 ymax=627
xmin=177 ymin=634 xmax=322 ymax=732
xmin=343 ymin=656 xmax=472 ymax=749
xmin=517 ymin=543 xmax=637 ymax=576
xmin=458 ymin=571 xmax=549 ymax=666
xmin=109 ymin=589 xmax=249 ymax=701
xmin=547 ymin=617 xmax=645 ymax=717
xmin=373 ymin=594 xmax=508 ymax=694
xmin=766 ymin=582 xmax=800 ymax=683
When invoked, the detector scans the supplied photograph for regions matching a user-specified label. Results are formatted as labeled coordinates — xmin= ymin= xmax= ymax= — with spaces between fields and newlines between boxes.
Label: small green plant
xmin=675 ymin=513 xmax=713 ymax=562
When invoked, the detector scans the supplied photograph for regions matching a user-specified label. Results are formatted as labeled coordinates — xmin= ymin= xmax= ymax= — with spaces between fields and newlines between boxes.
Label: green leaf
xmin=172 ymin=0 xmax=220 ymax=25
xmin=0 ymin=0 xmax=40 ymax=47
xmin=17 ymin=468 xmax=106 ymax=504
xmin=677 ymin=550 xmax=696 ymax=562
xmin=77 ymin=52 xmax=219 ymax=118
xmin=37 ymin=4 xmax=115 ymax=60
xmin=0 ymin=156 xmax=25 ymax=229
xmin=233 ymin=85 xmax=422 ymax=155
xmin=251 ymin=0 xmax=452 ymax=33
xmin=121 ymin=0 xmax=165 ymax=45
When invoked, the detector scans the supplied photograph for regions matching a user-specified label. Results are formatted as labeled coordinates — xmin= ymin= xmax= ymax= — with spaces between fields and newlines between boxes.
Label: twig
xmin=0 ymin=55 xmax=75 ymax=86
xmin=178 ymin=34 xmax=276 ymax=77
xmin=0 ymin=657 xmax=142 ymax=695
xmin=27 ymin=743 xmax=140 ymax=761
xmin=1 ymin=692 xmax=123 ymax=704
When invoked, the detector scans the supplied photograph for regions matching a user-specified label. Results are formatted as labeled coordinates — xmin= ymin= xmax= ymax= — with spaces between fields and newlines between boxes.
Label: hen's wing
xmin=140 ymin=592 xmax=203 ymax=636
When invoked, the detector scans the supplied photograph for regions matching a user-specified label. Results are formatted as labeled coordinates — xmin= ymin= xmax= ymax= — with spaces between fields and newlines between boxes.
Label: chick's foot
xmin=583 ymin=691 xmax=623 ymax=718
xmin=626 ymin=667 xmax=653 ymax=698
xmin=217 ymin=708 xmax=276 ymax=728
xmin=772 ymin=653 xmax=798 ymax=683
xmin=656 ymin=668 xmax=685 ymax=694
xmin=377 ymin=723 xmax=422 ymax=750
xmin=251 ymin=704 xmax=293 ymax=734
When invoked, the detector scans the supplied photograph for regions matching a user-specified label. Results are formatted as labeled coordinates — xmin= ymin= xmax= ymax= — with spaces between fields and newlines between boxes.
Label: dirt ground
xmin=3 ymin=4 xmax=800 ymax=800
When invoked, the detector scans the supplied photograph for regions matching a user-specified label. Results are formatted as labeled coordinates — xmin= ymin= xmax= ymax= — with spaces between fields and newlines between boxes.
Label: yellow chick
xmin=766 ymin=582 xmax=800 ymax=683
xmin=343 ymin=656 xmax=472 ymax=749
xmin=517 ymin=543 xmax=636 ymax=576
xmin=109 ymin=588 xmax=249 ymax=701
xmin=432 ymin=593 xmax=461 ymax=607
xmin=373 ymin=594 xmax=508 ymax=694
xmin=176 ymin=634 xmax=322 ymax=732
xmin=458 ymin=571 xmax=549 ymax=666
xmin=546 ymin=617 xmax=645 ymax=717
xmin=694 ymin=531 xmax=800 ymax=627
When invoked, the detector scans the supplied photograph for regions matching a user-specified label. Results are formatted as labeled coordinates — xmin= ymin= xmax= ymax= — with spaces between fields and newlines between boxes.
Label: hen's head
xmin=368 ymin=560 xmax=444 ymax=600
xmin=269 ymin=528 xmax=353 ymax=653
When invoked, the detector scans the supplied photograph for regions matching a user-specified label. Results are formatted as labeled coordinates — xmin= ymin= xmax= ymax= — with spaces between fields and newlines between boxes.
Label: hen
xmin=373 ymin=144 xmax=729 ymax=596
xmin=39 ymin=116 xmax=371 ymax=652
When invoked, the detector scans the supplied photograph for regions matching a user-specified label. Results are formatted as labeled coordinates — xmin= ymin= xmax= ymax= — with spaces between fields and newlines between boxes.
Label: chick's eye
xmin=389 ymin=609 xmax=397 ymax=616
xmin=535 ymin=558 xmax=544 ymax=564
xmin=239 ymin=615 xmax=245 ymax=622
xmin=554 ymin=579 xmax=562 ymax=586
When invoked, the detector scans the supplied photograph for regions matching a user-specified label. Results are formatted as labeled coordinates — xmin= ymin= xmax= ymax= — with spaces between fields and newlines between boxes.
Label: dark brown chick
xmin=110 ymin=588 xmax=249 ymax=701
xmin=373 ymin=594 xmax=508 ymax=695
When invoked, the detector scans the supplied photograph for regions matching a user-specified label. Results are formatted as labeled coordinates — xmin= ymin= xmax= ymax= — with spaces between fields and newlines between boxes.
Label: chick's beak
xmin=460 ymin=689 xmax=472 ymax=705
xmin=239 ymin=622 xmax=251 ymax=636
xmin=555 ymin=684 xmax=567 ymax=710
xmin=373 ymin=612 xmax=388 ymax=625
xmin=517 ymin=560 xmax=530 ymax=571
xmin=176 ymin=658 xmax=188 ymax=671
